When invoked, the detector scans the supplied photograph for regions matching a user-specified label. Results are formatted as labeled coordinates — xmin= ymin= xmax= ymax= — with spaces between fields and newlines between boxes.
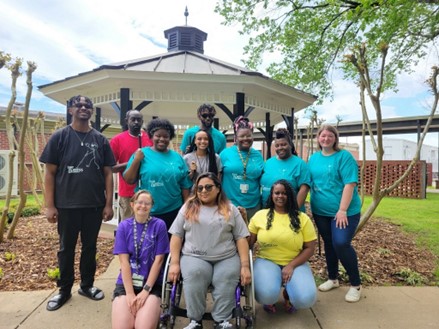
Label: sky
xmin=0 ymin=0 xmax=438 ymax=148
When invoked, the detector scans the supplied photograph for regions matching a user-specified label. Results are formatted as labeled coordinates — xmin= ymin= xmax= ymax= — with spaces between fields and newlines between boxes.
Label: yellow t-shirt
xmin=248 ymin=209 xmax=317 ymax=266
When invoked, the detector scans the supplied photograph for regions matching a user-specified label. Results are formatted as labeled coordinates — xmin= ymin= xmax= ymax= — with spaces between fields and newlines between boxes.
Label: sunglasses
xmin=75 ymin=103 xmax=92 ymax=109
xmin=200 ymin=113 xmax=214 ymax=119
xmin=196 ymin=184 xmax=215 ymax=193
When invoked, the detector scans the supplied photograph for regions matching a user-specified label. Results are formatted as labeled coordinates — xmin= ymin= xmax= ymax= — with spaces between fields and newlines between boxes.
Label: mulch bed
xmin=0 ymin=215 xmax=437 ymax=291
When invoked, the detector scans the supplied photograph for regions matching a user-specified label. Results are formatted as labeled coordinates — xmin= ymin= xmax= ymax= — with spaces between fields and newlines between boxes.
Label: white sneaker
xmin=345 ymin=286 xmax=362 ymax=302
xmin=214 ymin=321 xmax=233 ymax=329
xmin=318 ymin=279 xmax=340 ymax=292
xmin=183 ymin=320 xmax=203 ymax=329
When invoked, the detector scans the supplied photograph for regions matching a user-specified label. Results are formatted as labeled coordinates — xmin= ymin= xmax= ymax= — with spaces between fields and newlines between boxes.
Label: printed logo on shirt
xmin=232 ymin=173 xmax=244 ymax=180
xmin=149 ymin=180 xmax=164 ymax=187
xmin=66 ymin=142 xmax=100 ymax=174
xmin=67 ymin=166 xmax=84 ymax=174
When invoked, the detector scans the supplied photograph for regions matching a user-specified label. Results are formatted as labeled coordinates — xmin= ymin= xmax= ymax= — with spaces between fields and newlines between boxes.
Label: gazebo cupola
xmin=164 ymin=8 xmax=207 ymax=54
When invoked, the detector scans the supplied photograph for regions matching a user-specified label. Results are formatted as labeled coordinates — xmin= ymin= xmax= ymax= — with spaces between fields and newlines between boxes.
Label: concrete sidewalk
xmin=1 ymin=255 xmax=438 ymax=329
xmin=1 ymin=223 xmax=438 ymax=329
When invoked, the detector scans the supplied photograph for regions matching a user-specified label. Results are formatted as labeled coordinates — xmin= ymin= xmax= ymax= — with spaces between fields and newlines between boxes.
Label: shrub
xmin=394 ymin=268 xmax=426 ymax=286
xmin=47 ymin=268 xmax=60 ymax=280
xmin=4 ymin=252 xmax=16 ymax=262
xmin=6 ymin=207 xmax=41 ymax=222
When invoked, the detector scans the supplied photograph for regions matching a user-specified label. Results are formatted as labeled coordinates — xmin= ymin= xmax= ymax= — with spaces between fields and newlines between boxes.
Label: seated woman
xmin=111 ymin=190 xmax=169 ymax=329
xmin=249 ymin=180 xmax=317 ymax=314
xmin=168 ymin=172 xmax=251 ymax=329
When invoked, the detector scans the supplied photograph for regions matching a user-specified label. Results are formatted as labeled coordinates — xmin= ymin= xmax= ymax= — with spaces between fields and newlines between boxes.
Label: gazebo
xmin=38 ymin=19 xmax=317 ymax=156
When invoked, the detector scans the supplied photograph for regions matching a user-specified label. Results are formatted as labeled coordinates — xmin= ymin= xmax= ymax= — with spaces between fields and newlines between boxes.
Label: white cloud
xmin=0 ymin=0 xmax=437 ymax=141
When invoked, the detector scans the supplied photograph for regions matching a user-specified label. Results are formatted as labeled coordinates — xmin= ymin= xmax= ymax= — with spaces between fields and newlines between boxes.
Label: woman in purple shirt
xmin=111 ymin=190 xmax=169 ymax=329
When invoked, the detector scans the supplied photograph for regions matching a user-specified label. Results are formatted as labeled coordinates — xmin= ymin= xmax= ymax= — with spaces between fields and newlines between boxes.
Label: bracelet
xmin=240 ymin=261 xmax=250 ymax=267
xmin=143 ymin=283 xmax=152 ymax=292
xmin=338 ymin=210 xmax=347 ymax=214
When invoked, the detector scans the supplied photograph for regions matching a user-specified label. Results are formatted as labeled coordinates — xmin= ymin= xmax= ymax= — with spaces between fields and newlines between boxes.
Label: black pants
xmin=57 ymin=207 xmax=103 ymax=293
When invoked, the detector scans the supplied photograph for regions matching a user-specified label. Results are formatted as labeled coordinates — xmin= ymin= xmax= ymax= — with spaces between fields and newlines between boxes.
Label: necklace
xmin=133 ymin=217 xmax=150 ymax=272
xmin=237 ymin=147 xmax=250 ymax=180
xmin=70 ymin=125 xmax=91 ymax=146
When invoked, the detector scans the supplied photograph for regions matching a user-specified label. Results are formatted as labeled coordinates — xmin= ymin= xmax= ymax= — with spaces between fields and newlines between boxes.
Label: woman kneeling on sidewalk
xmin=249 ymin=180 xmax=317 ymax=314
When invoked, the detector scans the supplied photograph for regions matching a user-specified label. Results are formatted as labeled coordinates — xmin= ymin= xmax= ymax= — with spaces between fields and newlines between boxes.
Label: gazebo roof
xmin=39 ymin=26 xmax=317 ymax=130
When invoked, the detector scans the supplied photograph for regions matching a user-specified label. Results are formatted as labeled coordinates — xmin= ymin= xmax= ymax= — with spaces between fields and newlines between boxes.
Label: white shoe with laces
xmin=345 ymin=286 xmax=362 ymax=302
xmin=183 ymin=320 xmax=203 ymax=329
xmin=214 ymin=320 xmax=233 ymax=329
xmin=318 ymin=279 xmax=340 ymax=292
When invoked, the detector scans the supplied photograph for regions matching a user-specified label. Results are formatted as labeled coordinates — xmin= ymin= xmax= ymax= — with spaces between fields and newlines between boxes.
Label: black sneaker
xmin=183 ymin=319 xmax=203 ymax=329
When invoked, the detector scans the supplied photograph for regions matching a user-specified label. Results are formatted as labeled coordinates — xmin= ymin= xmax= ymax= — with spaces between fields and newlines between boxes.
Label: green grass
xmin=0 ymin=194 xmax=41 ymax=209
xmin=0 ymin=194 xmax=42 ymax=217
xmin=362 ymin=193 xmax=439 ymax=279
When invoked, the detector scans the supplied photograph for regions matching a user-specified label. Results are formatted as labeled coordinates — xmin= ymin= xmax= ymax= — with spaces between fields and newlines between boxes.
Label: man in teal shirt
xmin=180 ymin=104 xmax=226 ymax=154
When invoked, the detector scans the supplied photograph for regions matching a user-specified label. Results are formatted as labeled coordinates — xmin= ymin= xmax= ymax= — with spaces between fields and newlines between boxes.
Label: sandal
xmin=262 ymin=304 xmax=276 ymax=314
xmin=78 ymin=286 xmax=105 ymax=301
xmin=46 ymin=292 xmax=72 ymax=311
xmin=283 ymin=290 xmax=297 ymax=314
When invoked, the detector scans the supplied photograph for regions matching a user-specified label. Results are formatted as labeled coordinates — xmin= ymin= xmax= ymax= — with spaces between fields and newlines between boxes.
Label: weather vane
xmin=184 ymin=6 xmax=189 ymax=26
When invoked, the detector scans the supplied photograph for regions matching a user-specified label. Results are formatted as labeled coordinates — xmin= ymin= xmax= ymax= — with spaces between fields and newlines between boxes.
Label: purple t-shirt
xmin=113 ymin=217 xmax=169 ymax=285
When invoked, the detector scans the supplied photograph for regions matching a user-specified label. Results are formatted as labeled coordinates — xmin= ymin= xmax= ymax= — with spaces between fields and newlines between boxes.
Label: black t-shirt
xmin=39 ymin=126 xmax=116 ymax=208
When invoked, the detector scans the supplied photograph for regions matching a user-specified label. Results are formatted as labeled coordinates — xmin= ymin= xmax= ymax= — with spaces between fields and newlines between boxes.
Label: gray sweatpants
xmin=180 ymin=253 xmax=240 ymax=322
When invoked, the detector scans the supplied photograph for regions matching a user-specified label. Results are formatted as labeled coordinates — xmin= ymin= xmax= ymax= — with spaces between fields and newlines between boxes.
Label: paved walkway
xmin=1 ymin=225 xmax=438 ymax=329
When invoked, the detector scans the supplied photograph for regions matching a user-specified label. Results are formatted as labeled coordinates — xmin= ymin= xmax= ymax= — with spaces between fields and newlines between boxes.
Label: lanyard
xmin=133 ymin=218 xmax=149 ymax=272
xmin=237 ymin=147 xmax=250 ymax=180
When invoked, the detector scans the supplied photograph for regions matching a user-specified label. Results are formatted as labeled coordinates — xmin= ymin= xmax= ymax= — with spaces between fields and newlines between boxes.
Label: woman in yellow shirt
xmin=249 ymin=179 xmax=317 ymax=313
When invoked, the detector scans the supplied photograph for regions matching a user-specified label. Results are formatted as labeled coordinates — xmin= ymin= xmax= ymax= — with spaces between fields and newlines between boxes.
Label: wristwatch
xmin=143 ymin=283 xmax=152 ymax=292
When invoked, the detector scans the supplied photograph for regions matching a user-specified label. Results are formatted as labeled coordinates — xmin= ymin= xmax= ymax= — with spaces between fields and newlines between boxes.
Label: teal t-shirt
xmin=220 ymin=145 xmax=264 ymax=208
xmin=260 ymin=155 xmax=311 ymax=210
xmin=125 ymin=148 xmax=192 ymax=215
xmin=180 ymin=126 xmax=227 ymax=154
xmin=308 ymin=150 xmax=361 ymax=216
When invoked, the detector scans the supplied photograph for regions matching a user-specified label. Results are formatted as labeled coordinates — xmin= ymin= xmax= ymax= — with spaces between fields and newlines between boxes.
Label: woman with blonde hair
xmin=168 ymin=172 xmax=251 ymax=329
xmin=111 ymin=190 xmax=169 ymax=329
xmin=308 ymin=124 xmax=362 ymax=303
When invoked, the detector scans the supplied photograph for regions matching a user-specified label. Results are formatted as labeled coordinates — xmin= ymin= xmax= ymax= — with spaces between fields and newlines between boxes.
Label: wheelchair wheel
xmin=160 ymin=254 xmax=176 ymax=329
xmin=160 ymin=254 xmax=185 ymax=329
xmin=236 ymin=249 xmax=256 ymax=329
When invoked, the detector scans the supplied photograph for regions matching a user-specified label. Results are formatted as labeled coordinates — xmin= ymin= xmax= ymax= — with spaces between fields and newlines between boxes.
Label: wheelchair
xmin=159 ymin=250 xmax=256 ymax=329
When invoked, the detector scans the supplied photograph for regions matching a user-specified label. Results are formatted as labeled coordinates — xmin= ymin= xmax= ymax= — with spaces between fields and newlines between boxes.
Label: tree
xmin=216 ymin=0 xmax=439 ymax=100
xmin=216 ymin=0 xmax=439 ymax=230
xmin=0 ymin=52 xmax=38 ymax=241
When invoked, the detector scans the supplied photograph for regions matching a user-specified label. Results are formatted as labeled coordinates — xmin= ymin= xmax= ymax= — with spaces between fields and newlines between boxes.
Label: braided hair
xmin=67 ymin=95 xmax=93 ymax=109
xmin=233 ymin=116 xmax=254 ymax=143
xmin=265 ymin=179 xmax=301 ymax=232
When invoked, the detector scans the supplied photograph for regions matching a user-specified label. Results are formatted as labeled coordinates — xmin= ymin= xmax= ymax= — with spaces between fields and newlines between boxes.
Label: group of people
xmin=40 ymin=96 xmax=362 ymax=329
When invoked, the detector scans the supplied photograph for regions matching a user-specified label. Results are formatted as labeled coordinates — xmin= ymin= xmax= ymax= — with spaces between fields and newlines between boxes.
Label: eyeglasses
xmin=200 ymin=113 xmax=214 ymax=119
xmin=75 ymin=103 xmax=92 ymax=109
xmin=134 ymin=201 xmax=152 ymax=206
xmin=196 ymin=184 xmax=215 ymax=193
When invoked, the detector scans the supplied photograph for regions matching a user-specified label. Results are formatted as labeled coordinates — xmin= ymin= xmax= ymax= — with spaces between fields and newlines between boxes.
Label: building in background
xmin=364 ymin=138 xmax=438 ymax=183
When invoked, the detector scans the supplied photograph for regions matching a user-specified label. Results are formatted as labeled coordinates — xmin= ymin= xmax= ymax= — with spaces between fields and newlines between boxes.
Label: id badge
xmin=240 ymin=183 xmax=249 ymax=194
xmin=132 ymin=273 xmax=144 ymax=288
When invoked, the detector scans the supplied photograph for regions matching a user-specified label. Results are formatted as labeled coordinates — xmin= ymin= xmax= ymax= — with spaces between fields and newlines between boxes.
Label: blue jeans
xmin=313 ymin=213 xmax=361 ymax=286
xmin=253 ymin=258 xmax=317 ymax=309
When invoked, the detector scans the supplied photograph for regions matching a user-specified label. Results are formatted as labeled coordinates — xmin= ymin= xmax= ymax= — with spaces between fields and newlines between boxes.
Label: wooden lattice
xmin=357 ymin=161 xmax=427 ymax=199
